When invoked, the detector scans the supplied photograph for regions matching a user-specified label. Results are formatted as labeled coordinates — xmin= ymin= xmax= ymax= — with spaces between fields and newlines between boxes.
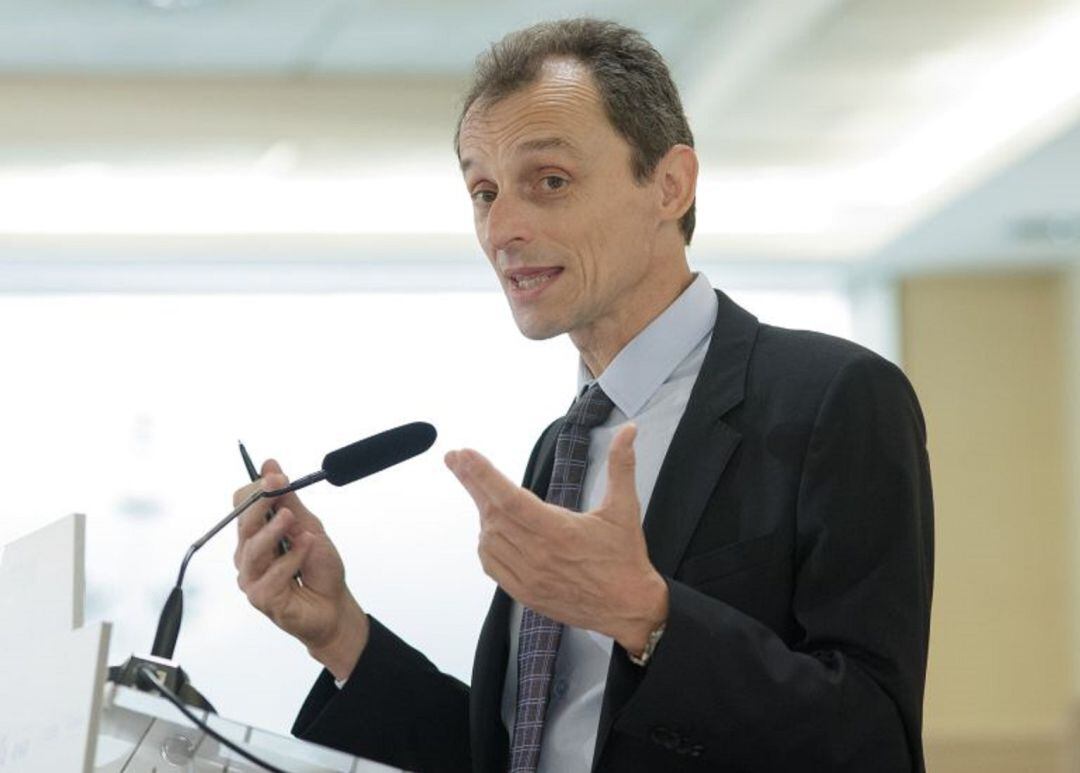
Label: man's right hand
xmin=233 ymin=458 xmax=369 ymax=682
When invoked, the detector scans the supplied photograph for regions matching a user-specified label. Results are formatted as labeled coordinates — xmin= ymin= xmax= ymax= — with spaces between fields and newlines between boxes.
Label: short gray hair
xmin=455 ymin=18 xmax=696 ymax=244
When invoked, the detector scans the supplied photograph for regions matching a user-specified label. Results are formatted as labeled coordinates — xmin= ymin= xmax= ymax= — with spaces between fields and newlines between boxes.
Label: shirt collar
xmin=576 ymin=272 xmax=718 ymax=418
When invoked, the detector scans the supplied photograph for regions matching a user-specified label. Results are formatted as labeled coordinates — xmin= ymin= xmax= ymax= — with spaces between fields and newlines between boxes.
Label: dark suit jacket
xmin=292 ymin=289 xmax=934 ymax=772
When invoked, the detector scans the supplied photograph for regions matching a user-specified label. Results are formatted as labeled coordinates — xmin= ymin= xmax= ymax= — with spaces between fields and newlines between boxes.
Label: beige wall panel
xmin=1067 ymin=265 xmax=1080 ymax=701
xmin=925 ymin=735 xmax=1065 ymax=773
xmin=0 ymin=76 xmax=464 ymax=143
xmin=902 ymin=273 xmax=1069 ymax=744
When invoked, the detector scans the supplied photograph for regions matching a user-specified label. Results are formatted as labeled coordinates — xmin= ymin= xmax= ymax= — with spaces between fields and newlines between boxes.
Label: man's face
xmin=457 ymin=59 xmax=663 ymax=342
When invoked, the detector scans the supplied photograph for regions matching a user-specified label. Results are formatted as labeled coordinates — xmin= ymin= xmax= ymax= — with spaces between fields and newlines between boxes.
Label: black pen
xmin=239 ymin=440 xmax=299 ymax=580
xmin=239 ymin=439 xmax=260 ymax=482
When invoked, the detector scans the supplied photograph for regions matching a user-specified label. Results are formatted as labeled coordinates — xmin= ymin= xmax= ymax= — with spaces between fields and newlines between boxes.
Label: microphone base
xmin=108 ymin=654 xmax=215 ymax=713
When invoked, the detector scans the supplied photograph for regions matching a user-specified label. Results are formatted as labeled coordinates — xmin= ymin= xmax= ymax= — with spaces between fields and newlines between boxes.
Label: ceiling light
xmin=139 ymin=0 xmax=218 ymax=11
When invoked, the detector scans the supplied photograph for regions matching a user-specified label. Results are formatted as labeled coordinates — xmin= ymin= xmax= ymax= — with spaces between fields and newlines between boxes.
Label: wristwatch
xmin=627 ymin=622 xmax=666 ymax=667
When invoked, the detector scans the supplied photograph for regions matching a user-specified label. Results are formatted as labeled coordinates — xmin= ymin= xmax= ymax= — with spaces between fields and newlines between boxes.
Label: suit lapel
xmin=641 ymin=289 xmax=757 ymax=570
xmin=591 ymin=289 xmax=759 ymax=770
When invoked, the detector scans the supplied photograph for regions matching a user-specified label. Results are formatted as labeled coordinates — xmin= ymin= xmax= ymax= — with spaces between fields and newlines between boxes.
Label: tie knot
xmin=565 ymin=383 xmax=615 ymax=430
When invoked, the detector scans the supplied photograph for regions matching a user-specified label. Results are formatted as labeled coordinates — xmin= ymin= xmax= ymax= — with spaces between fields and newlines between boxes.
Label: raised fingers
xmin=260 ymin=459 xmax=325 ymax=534
xmin=478 ymin=522 xmax=527 ymax=566
xmin=236 ymin=506 xmax=299 ymax=583
xmin=476 ymin=537 xmax=526 ymax=597
xmin=445 ymin=449 xmax=548 ymax=533
xmin=235 ymin=482 xmax=275 ymax=545
xmin=233 ymin=479 xmax=262 ymax=510
xmin=244 ymin=531 xmax=313 ymax=618
xmin=444 ymin=449 xmax=503 ymax=512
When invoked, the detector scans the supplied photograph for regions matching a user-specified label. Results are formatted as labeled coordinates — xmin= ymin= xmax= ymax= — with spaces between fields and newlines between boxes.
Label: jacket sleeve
xmin=610 ymin=351 xmax=934 ymax=771
xmin=291 ymin=615 xmax=472 ymax=773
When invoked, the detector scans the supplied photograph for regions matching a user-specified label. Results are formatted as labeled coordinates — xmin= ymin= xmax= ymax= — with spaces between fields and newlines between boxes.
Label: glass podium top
xmin=95 ymin=682 xmax=402 ymax=772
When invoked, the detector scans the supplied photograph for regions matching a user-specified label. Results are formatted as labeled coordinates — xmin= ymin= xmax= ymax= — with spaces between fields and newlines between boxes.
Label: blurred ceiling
xmin=0 ymin=0 xmax=1078 ymax=271
xmin=0 ymin=0 xmax=722 ymax=76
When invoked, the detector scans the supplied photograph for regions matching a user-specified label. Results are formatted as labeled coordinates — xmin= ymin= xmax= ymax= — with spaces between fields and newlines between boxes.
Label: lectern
xmin=0 ymin=515 xmax=400 ymax=772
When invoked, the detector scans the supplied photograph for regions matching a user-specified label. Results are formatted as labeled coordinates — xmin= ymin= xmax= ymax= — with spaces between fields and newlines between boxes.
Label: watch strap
xmin=627 ymin=622 xmax=666 ymax=666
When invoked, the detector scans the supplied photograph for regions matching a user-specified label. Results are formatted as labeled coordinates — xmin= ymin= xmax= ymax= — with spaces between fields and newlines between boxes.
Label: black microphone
xmin=323 ymin=421 xmax=438 ymax=486
xmin=111 ymin=422 xmax=437 ymax=708
xmin=252 ymin=422 xmax=439 ymax=496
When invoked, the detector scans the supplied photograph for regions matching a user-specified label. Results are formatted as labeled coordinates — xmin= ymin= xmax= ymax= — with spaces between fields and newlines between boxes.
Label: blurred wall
xmin=903 ymin=272 xmax=1071 ymax=772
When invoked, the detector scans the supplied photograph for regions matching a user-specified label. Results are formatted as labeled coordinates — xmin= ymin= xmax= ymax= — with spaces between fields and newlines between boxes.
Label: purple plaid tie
xmin=509 ymin=383 xmax=615 ymax=773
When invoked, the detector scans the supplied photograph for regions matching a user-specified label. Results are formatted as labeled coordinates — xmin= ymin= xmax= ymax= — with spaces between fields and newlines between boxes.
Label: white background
xmin=0 ymin=284 xmax=851 ymax=734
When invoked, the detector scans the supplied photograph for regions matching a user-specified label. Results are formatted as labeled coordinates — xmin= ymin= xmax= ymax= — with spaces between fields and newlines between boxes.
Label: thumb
xmin=600 ymin=423 xmax=639 ymax=519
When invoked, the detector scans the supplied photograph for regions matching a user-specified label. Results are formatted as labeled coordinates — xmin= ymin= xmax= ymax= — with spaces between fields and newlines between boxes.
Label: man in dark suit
xmin=233 ymin=18 xmax=933 ymax=773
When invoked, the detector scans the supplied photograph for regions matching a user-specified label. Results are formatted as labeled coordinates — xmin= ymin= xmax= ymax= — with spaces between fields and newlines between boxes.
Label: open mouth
xmin=508 ymin=267 xmax=563 ymax=291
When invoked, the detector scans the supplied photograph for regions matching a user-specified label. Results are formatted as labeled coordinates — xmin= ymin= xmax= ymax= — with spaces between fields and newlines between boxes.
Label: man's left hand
xmin=445 ymin=423 xmax=668 ymax=655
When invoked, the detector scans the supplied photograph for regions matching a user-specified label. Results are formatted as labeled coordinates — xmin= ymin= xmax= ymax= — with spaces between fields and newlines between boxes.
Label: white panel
xmin=0 ymin=512 xmax=85 ymax=633
xmin=0 ymin=514 xmax=111 ymax=773
xmin=0 ymin=622 xmax=111 ymax=773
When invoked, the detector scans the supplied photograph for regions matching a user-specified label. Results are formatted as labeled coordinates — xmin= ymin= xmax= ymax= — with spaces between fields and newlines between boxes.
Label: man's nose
xmin=484 ymin=192 xmax=532 ymax=253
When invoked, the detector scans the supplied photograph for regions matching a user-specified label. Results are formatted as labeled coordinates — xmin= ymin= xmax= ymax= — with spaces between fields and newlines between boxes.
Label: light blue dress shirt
xmin=501 ymin=272 xmax=719 ymax=772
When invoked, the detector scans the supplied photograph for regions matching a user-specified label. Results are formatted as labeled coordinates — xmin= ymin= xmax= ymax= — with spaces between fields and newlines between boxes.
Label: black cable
xmin=136 ymin=666 xmax=291 ymax=773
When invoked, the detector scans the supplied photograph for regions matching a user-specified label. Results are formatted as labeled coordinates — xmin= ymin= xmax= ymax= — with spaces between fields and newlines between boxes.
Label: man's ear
xmin=656 ymin=144 xmax=698 ymax=226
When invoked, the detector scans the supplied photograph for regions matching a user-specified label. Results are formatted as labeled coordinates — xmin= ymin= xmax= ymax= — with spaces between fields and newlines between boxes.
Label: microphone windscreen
xmin=322 ymin=422 xmax=437 ymax=486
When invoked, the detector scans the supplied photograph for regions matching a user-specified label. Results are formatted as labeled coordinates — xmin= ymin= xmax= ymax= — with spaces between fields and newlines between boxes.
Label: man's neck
xmin=572 ymin=267 xmax=694 ymax=378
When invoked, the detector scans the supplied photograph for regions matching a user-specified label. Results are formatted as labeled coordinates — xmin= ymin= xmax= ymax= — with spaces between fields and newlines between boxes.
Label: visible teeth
xmin=514 ymin=272 xmax=556 ymax=290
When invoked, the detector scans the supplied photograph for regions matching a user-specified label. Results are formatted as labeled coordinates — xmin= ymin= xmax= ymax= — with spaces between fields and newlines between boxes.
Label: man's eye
xmin=472 ymin=190 xmax=496 ymax=204
xmin=541 ymin=176 xmax=567 ymax=191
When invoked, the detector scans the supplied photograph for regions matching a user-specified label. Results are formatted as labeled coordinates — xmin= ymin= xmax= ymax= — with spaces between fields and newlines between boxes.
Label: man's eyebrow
xmin=459 ymin=136 xmax=581 ymax=174
xmin=515 ymin=136 xmax=581 ymax=157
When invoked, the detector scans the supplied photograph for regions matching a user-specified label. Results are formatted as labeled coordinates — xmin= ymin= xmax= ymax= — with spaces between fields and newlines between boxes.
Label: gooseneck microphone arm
xmin=151 ymin=488 xmax=261 ymax=659
xmin=173 ymin=469 xmax=327 ymax=588
xmin=152 ymin=471 xmax=331 ymax=659
xmin=176 ymin=489 xmax=261 ymax=588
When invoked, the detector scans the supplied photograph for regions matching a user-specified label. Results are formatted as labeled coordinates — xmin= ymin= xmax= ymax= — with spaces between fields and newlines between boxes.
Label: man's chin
xmin=510 ymin=310 xmax=566 ymax=341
